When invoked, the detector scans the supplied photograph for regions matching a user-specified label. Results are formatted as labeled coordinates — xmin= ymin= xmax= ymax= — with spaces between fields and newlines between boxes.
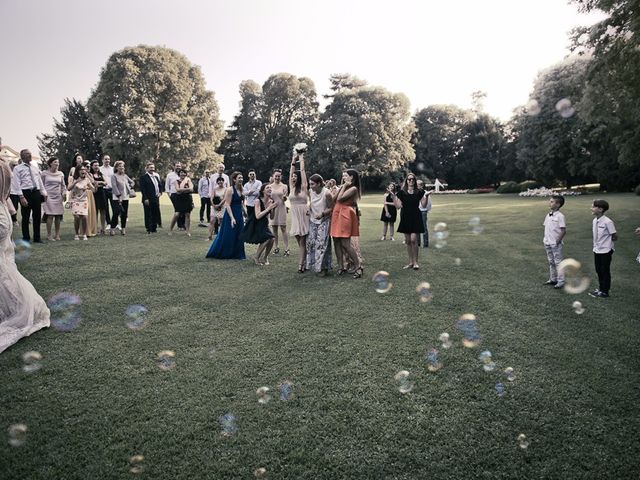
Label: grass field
xmin=1 ymin=193 xmax=639 ymax=479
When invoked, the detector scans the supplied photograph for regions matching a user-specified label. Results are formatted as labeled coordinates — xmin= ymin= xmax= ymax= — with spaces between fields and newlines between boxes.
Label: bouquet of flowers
xmin=293 ymin=143 xmax=307 ymax=155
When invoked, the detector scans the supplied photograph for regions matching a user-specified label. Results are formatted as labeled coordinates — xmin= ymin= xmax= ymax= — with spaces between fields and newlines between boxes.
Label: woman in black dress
xmin=242 ymin=183 xmax=277 ymax=265
xmin=380 ymin=182 xmax=397 ymax=241
xmin=393 ymin=173 xmax=432 ymax=270
xmin=169 ymin=169 xmax=194 ymax=236
xmin=89 ymin=160 xmax=108 ymax=234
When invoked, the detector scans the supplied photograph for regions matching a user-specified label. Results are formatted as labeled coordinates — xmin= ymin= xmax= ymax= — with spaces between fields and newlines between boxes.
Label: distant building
xmin=0 ymin=145 xmax=42 ymax=166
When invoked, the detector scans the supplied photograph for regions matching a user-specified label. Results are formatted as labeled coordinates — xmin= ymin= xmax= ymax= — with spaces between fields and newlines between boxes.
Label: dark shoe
xmin=353 ymin=267 xmax=363 ymax=279
xmin=543 ymin=280 xmax=558 ymax=286
xmin=588 ymin=289 xmax=601 ymax=298
xmin=553 ymin=283 xmax=565 ymax=289
xmin=33 ymin=240 xmax=44 ymax=244
xmin=595 ymin=291 xmax=609 ymax=298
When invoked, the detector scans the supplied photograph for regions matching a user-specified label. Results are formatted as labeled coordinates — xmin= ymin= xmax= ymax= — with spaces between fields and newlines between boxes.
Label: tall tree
xmin=87 ymin=45 xmax=224 ymax=177
xmin=313 ymin=75 xmax=415 ymax=183
xmin=37 ymin=98 xmax=101 ymax=172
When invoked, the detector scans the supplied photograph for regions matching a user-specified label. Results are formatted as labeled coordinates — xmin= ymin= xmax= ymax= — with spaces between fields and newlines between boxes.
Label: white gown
xmin=0 ymin=163 xmax=50 ymax=354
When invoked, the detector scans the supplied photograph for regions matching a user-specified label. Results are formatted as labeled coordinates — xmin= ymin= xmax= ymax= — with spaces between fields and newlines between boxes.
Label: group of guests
xmin=203 ymin=154 xmax=364 ymax=278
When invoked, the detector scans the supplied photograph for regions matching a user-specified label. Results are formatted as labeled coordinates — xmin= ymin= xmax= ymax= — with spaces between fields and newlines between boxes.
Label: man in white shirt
xmin=99 ymin=154 xmax=115 ymax=228
xmin=165 ymin=162 xmax=185 ymax=229
xmin=243 ymin=169 xmax=262 ymax=218
xmin=208 ymin=163 xmax=229 ymax=199
xmin=9 ymin=161 xmax=22 ymax=224
xmin=14 ymin=149 xmax=47 ymax=243
xmin=198 ymin=170 xmax=211 ymax=226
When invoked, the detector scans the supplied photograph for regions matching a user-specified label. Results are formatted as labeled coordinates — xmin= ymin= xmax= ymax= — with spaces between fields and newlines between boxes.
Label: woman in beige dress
xmin=41 ymin=157 xmax=66 ymax=241
xmin=0 ymin=157 xmax=50 ymax=353
xmin=269 ymin=169 xmax=289 ymax=256
xmin=288 ymin=153 xmax=310 ymax=272
xmin=68 ymin=165 xmax=95 ymax=240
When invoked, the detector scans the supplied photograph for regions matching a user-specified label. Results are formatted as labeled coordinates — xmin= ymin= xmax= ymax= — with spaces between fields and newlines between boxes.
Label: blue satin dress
xmin=206 ymin=187 xmax=246 ymax=259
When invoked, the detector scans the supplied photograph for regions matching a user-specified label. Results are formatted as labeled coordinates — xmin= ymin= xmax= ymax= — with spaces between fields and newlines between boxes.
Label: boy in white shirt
xmin=589 ymin=199 xmax=618 ymax=298
xmin=542 ymin=195 xmax=566 ymax=288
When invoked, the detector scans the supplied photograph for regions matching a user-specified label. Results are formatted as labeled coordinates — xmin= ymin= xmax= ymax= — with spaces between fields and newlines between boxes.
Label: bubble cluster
xmin=439 ymin=332 xmax=452 ymax=349
xmin=47 ymin=292 xmax=82 ymax=332
xmin=479 ymin=350 xmax=496 ymax=372
xmin=558 ymin=259 xmax=590 ymax=294
xmin=279 ymin=380 xmax=293 ymax=401
xmin=13 ymin=240 xmax=31 ymax=262
xmin=394 ymin=370 xmax=414 ymax=394
xmin=416 ymin=162 xmax=425 ymax=172
xmin=504 ymin=367 xmax=516 ymax=382
xmin=125 ymin=305 xmax=148 ymax=330
xmin=555 ymin=98 xmax=575 ymax=118
xmin=495 ymin=382 xmax=505 ymax=397
xmin=129 ymin=455 xmax=145 ymax=474
xmin=7 ymin=423 xmax=27 ymax=447
xmin=525 ymin=99 xmax=541 ymax=116
xmin=219 ymin=413 xmax=238 ymax=436
xmin=456 ymin=314 xmax=481 ymax=348
xmin=425 ymin=348 xmax=442 ymax=372
xmin=254 ymin=467 xmax=267 ymax=478
xmin=468 ymin=216 xmax=484 ymax=235
xmin=22 ymin=351 xmax=43 ymax=373
xmin=572 ymin=301 xmax=585 ymax=315
xmin=256 ymin=387 xmax=272 ymax=404
xmin=518 ymin=433 xmax=529 ymax=449
xmin=372 ymin=271 xmax=392 ymax=293
xmin=415 ymin=282 xmax=433 ymax=303
xmin=454 ymin=258 xmax=462 ymax=266
xmin=433 ymin=222 xmax=449 ymax=249
xmin=156 ymin=350 xmax=176 ymax=371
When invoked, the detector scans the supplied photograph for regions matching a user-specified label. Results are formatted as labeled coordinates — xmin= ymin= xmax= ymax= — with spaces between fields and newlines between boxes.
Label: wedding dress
xmin=0 ymin=160 xmax=50 ymax=353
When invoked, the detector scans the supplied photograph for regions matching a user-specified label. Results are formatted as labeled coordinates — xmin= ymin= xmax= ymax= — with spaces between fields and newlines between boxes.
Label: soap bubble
xmin=219 ymin=413 xmax=238 ymax=436
xmin=433 ymin=223 xmax=449 ymax=249
xmin=13 ymin=240 xmax=31 ymax=261
xmin=415 ymin=282 xmax=433 ymax=303
xmin=156 ymin=350 xmax=176 ymax=371
xmin=7 ymin=423 xmax=27 ymax=447
xmin=454 ymin=258 xmax=462 ymax=266
xmin=525 ymin=99 xmax=541 ymax=116
xmin=425 ymin=348 xmax=442 ymax=372
xmin=495 ymin=382 xmax=505 ymax=397
xmin=125 ymin=305 xmax=148 ymax=330
xmin=504 ymin=367 xmax=516 ymax=382
xmin=256 ymin=386 xmax=272 ymax=404
xmin=129 ymin=455 xmax=145 ymax=474
xmin=572 ymin=301 xmax=585 ymax=315
xmin=394 ymin=370 xmax=414 ymax=394
xmin=372 ymin=271 xmax=392 ymax=293
xmin=416 ymin=162 xmax=425 ymax=172
xmin=47 ymin=292 xmax=82 ymax=332
xmin=555 ymin=98 xmax=575 ymax=118
xmin=22 ymin=351 xmax=42 ymax=373
xmin=479 ymin=350 xmax=496 ymax=372
xmin=207 ymin=347 xmax=217 ymax=358
xmin=279 ymin=380 xmax=293 ymax=401
xmin=439 ymin=332 xmax=452 ymax=349
xmin=468 ymin=216 xmax=484 ymax=234
xmin=558 ymin=259 xmax=590 ymax=294
xmin=254 ymin=467 xmax=268 ymax=478
xmin=456 ymin=313 xmax=481 ymax=348
xmin=518 ymin=433 xmax=529 ymax=449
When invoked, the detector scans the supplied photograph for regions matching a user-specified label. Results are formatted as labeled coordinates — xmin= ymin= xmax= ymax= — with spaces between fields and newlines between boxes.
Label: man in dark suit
xmin=139 ymin=162 xmax=163 ymax=233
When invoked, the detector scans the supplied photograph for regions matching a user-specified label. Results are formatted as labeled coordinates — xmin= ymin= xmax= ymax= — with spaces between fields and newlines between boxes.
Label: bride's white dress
xmin=0 ymin=163 xmax=50 ymax=354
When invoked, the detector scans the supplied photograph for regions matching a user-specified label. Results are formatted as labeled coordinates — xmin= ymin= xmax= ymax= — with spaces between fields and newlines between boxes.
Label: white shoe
xmin=82 ymin=235 xmax=88 ymax=241
xmin=105 ymin=225 xmax=111 ymax=231
xmin=116 ymin=225 xmax=122 ymax=231
xmin=380 ymin=236 xmax=386 ymax=241
xmin=74 ymin=235 xmax=79 ymax=241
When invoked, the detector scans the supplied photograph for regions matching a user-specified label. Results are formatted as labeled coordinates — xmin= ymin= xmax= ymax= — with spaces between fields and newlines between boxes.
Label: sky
xmin=0 ymin=0 xmax=606 ymax=154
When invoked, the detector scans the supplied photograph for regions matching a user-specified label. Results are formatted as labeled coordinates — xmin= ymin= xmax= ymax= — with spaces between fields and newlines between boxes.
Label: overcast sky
xmin=0 ymin=0 xmax=605 ymax=154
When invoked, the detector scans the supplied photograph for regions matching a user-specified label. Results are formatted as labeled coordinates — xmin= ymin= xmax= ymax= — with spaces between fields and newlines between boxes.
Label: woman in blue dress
xmin=206 ymin=171 xmax=246 ymax=259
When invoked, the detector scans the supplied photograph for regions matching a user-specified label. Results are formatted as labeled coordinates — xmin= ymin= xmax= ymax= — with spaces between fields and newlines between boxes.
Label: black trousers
xmin=9 ymin=194 xmax=19 ymax=223
xmin=104 ymin=189 xmax=113 ymax=224
xmin=594 ymin=250 xmax=613 ymax=294
xmin=170 ymin=193 xmax=185 ymax=228
xmin=143 ymin=198 xmax=160 ymax=232
xmin=20 ymin=189 xmax=42 ymax=242
xmin=110 ymin=199 xmax=129 ymax=229
xmin=199 ymin=197 xmax=211 ymax=222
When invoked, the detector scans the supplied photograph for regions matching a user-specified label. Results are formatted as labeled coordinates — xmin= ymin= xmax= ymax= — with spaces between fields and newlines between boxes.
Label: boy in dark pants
xmin=589 ymin=199 xmax=618 ymax=298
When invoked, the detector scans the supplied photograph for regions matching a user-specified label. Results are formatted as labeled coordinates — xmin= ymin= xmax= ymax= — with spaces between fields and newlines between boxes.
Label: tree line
xmin=39 ymin=0 xmax=639 ymax=190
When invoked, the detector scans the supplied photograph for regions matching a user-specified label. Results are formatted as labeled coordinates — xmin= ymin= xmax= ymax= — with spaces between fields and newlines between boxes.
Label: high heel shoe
xmin=353 ymin=267 xmax=364 ymax=279
xmin=336 ymin=268 xmax=347 ymax=276
xmin=283 ymin=249 xmax=290 ymax=257
xmin=273 ymin=247 xmax=280 ymax=255
xmin=298 ymin=264 xmax=304 ymax=273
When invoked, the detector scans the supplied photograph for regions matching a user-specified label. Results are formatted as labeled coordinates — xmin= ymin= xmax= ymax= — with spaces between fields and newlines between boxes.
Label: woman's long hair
xmin=231 ymin=171 xmax=243 ymax=196
xmin=345 ymin=169 xmax=361 ymax=199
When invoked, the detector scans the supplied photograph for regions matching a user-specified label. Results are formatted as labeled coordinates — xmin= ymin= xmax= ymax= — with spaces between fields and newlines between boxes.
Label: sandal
xmin=283 ymin=249 xmax=290 ymax=257
xmin=353 ymin=267 xmax=364 ymax=279
xmin=298 ymin=264 xmax=305 ymax=273
xmin=273 ymin=247 xmax=280 ymax=255
xmin=336 ymin=268 xmax=347 ymax=276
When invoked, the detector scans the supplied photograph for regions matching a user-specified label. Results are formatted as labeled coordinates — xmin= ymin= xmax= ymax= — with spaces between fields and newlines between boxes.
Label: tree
xmin=87 ymin=45 xmax=224 ymax=177
xmin=37 ymin=98 xmax=101 ymax=172
xmin=312 ymin=75 xmax=415 ymax=184
xmin=220 ymin=74 xmax=319 ymax=179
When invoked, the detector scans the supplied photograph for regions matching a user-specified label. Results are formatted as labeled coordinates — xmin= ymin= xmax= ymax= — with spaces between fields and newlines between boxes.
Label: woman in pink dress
xmin=288 ymin=153 xmax=310 ymax=272
xmin=41 ymin=157 xmax=66 ymax=241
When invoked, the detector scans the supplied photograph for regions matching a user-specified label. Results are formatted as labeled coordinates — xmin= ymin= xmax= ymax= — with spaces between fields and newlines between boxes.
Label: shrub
xmin=635 ymin=184 xmax=640 ymax=196
xmin=519 ymin=180 xmax=544 ymax=191
xmin=497 ymin=181 xmax=521 ymax=194
xmin=468 ymin=188 xmax=493 ymax=194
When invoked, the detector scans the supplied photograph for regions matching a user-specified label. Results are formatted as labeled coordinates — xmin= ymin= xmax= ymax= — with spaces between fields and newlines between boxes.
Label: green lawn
xmin=1 ymin=193 xmax=639 ymax=479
